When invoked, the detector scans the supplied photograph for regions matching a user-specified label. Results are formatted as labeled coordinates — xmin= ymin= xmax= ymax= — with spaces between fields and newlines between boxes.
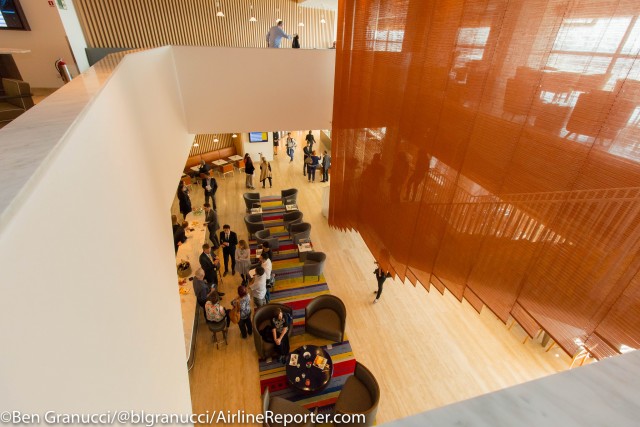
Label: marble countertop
xmin=176 ymin=209 xmax=208 ymax=361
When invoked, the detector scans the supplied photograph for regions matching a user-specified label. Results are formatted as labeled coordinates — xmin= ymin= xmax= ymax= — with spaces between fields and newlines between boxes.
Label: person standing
xmin=171 ymin=214 xmax=180 ymax=235
xmin=292 ymin=34 xmax=300 ymax=48
xmin=285 ymin=133 xmax=297 ymax=162
xmin=232 ymin=286 xmax=253 ymax=339
xmin=173 ymin=221 xmax=188 ymax=253
xmin=244 ymin=154 xmax=255 ymax=189
xmin=305 ymin=131 xmax=315 ymax=152
xmin=303 ymin=142 xmax=312 ymax=176
xmin=203 ymin=203 xmax=220 ymax=249
xmin=273 ymin=132 xmax=280 ymax=156
xmin=219 ymin=224 xmax=238 ymax=276
xmin=177 ymin=181 xmax=192 ymax=220
xmin=235 ymin=240 xmax=251 ymax=286
xmin=199 ymin=243 xmax=224 ymax=295
xmin=249 ymin=265 xmax=267 ymax=308
xmin=266 ymin=20 xmax=291 ymax=48
xmin=259 ymin=156 xmax=273 ymax=189
xmin=307 ymin=150 xmax=320 ymax=182
xmin=201 ymin=172 xmax=218 ymax=210
xmin=321 ymin=150 xmax=331 ymax=183
xmin=373 ymin=261 xmax=391 ymax=304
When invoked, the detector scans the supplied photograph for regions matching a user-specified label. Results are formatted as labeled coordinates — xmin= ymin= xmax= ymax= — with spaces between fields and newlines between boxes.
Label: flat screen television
xmin=0 ymin=0 xmax=30 ymax=31
xmin=249 ymin=132 xmax=268 ymax=142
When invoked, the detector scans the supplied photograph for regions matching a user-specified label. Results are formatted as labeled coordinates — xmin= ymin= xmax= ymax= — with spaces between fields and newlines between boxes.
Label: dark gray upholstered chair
xmin=281 ymin=188 xmax=298 ymax=205
xmin=302 ymin=252 xmax=326 ymax=282
xmin=304 ymin=294 xmax=345 ymax=342
xmin=256 ymin=229 xmax=280 ymax=253
xmin=244 ymin=213 xmax=265 ymax=238
xmin=244 ymin=192 xmax=261 ymax=212
xmin=253 ymin=303 xmax=293 ymax=359
xmin=262 ymin=387 xmax=315 ymax=427
xmin=334 ymin=362 xmax=380 ymax=426
xmin=283 ymin=211 xmax=304 ymax=231
xmin=289 ymin=222 xmax=311 ymax=244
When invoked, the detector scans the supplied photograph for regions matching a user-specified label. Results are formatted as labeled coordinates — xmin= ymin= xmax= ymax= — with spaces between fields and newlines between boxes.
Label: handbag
xmin=229 ymin=298 xmax=241 ymax=324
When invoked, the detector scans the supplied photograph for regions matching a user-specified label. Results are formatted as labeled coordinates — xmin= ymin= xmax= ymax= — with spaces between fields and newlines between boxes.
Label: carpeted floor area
xmin=253 ymin=196 xmax=357 ymax=417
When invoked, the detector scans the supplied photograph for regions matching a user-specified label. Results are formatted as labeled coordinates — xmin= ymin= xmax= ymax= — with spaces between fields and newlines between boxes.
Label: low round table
xmin=285 ymin=344 xmax=333 ymax=394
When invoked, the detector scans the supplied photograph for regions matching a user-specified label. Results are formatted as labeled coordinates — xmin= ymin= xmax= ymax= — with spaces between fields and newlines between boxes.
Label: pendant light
xmin=249 ymin=4 xmax=256 ymax=22
xmin=215 ymin=1 xmax=224 ymax=17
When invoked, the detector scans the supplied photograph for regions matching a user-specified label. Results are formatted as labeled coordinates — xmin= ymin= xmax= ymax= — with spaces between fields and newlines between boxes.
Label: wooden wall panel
xmin=189 ymin=134 xmax=235 ymax=157
xmin=75 ymin=0 xmax=336 ymax=49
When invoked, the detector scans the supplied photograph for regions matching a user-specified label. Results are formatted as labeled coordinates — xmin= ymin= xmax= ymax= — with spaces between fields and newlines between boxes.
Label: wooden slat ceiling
xmin=75 ymin=0 xmax=336 ymax=50
xmin=189 ymin=133 xmax=235 ymax=157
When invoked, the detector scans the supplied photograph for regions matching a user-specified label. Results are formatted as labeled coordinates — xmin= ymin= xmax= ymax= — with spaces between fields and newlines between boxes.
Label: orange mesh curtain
xmin=330 ymin=0 xmax=640 ymax=359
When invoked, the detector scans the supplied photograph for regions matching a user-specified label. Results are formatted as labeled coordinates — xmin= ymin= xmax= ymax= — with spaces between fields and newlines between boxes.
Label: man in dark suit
xmin=201 ymin=171 xmax=218 ymax=209
xmin=203 ymin=203 xmax=220 ymax=249
xmin=219 ymin=224 xmax=238 ymax=276
xmin=302 ymin=142 xmax=312 ymax=176
xmin=321 ymin=150 xmax=331 ymax=182
xmin=173 ymin=221 xmax=188 ymax=253
xmin=199 ymin=243 xmax=224 ymax=295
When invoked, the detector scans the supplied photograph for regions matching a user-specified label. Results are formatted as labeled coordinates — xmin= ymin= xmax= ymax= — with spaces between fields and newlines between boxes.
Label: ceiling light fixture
xmin=193 ymin=142 xmax=199 ymax=147
xmin=249 ymin=4 xmax=256 ymax=22
xmin=215 ymin=1 xmax=224 ymax=17
xmin=321 ymin=17 xmax=326 ymax=24
xmin=213 ymin=137 xmax=219 ymax=143
xmin=232 ymin=133 xmax=237 ymax=138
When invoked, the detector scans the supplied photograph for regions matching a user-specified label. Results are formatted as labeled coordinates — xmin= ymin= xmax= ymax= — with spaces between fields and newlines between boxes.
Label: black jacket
xmin=199 ymin=252 xmax=219 ymax=285
xmin=201 ymin=176 xmax=218 ymax=196
xmin=219 ymin=230 xmax=238 ymax=249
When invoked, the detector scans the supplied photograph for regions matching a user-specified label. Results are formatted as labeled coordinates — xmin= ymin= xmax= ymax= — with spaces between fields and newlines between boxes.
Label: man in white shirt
xmin=266 ymin=20 xmax=291 ymax=48
xmin=250 ymin=266 xmax=267 ymax=308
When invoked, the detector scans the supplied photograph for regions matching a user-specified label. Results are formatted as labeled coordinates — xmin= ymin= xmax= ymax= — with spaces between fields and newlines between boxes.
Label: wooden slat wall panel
xmin=75 ymin=0 xmax=336 ymax=50
xmin=189 ymin=134 xmax=234 ymax=157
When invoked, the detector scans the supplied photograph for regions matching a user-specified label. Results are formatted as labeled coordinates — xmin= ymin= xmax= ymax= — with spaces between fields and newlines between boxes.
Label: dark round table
xmin=285 ymin=344 xmax=333 ymax=394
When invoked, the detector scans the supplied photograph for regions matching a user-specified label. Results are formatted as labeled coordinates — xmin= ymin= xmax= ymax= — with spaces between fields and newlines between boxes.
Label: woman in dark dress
xmin=177 ymin=181 xmax=192 ymax=220
xmin=261 ymin=308 xmax=290 ymax=363
xmin=244 ymin=154 xmax=255 ymax=189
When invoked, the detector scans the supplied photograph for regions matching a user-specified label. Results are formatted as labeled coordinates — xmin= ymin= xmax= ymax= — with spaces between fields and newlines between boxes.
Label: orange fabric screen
xmin=330 ymin=0 xmax=640 ymax=358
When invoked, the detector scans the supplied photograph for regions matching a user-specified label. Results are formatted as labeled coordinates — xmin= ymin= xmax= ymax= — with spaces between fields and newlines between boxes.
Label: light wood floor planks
xmin=171 ymin=131 xmax=573 ymax=425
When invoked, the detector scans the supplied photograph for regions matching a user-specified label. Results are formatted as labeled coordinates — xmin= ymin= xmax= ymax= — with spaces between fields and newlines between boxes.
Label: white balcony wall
xmin=0 ymin=47 xmax=193 ymax=415
xmin=173 ymin=46 xmax=335 ymax=134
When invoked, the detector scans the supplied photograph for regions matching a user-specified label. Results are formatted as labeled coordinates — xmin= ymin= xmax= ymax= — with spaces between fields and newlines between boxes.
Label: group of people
xmin=243 ymin=153 xmax=274 ymax=190
xmin=282 ymin=131 xmax=331 ymax=182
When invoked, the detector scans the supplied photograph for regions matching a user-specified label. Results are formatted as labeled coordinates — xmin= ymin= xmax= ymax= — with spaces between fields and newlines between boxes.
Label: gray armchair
xmin=302 ymin=251 xmax=326 ymax=282
xmin=244 ymin=192 xmax=261 ymax=212
xmin=253 ymin=303 xmax=293 ymax=359
xmin=245 ymin=213 xmax=265 ymax=238
xmin=304 ymin=293 xmax=345 ymax=342
xmin=334 ymin=362 xmax=380 ymax=426
xmin=281 ymin=188 xmax=298 ymax=205
xmin=289 ymin=222 xmax=311 ymax=244
xmin=256 ymin=229 xmax=280 ymax=253
xmin=262 ymin=387 xmax=315 ymax=427
xmin=283 ymin=211 xmax=304 ymax=231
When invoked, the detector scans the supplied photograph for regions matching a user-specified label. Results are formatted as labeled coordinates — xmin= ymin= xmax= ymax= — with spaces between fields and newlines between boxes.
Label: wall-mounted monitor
xmin=249 ymin=132 xmax=268 ymax=142
xmin=0 ymin=0 xmax=30 ymax=31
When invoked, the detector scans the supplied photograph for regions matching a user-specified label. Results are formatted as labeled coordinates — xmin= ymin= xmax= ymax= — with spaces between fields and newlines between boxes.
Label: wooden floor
xmin=172 ymin=131 xmax=574 ymax=425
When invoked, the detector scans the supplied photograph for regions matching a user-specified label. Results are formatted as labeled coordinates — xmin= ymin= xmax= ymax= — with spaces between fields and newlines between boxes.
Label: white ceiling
xmin=298 ymin=0 xmax=338 ymax=10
